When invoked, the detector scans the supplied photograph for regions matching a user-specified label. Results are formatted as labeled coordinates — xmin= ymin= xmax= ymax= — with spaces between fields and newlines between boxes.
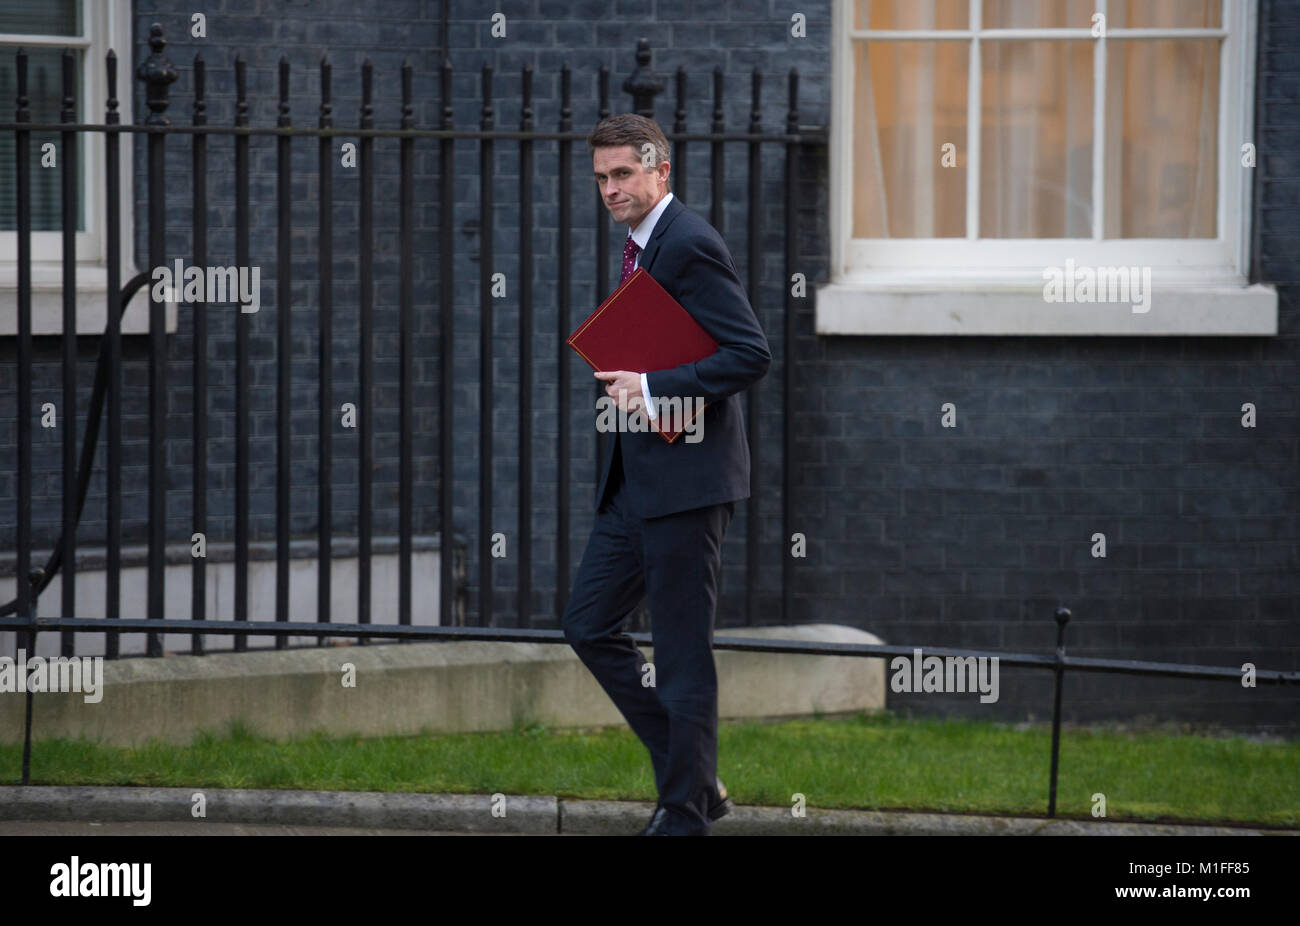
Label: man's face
xmin=593 ymin=144 xmax=669 ymax=229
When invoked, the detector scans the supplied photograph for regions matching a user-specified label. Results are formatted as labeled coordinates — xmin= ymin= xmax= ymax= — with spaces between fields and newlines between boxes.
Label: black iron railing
xmin=1 ymin=25 xmax=822 ymax=652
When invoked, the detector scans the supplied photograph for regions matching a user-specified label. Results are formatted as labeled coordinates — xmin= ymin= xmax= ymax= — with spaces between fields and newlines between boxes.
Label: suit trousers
xmin=561 ymin=433 xmax=735 ymax=835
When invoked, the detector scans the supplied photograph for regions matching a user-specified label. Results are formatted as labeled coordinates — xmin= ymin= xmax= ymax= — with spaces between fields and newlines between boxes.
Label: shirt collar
xmin=628 ymin=191 xmax=674 ymax=252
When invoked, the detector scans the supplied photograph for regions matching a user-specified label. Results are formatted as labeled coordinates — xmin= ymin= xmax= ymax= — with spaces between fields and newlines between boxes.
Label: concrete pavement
xmin=0 ymin=786 xmax=1293 ymax=836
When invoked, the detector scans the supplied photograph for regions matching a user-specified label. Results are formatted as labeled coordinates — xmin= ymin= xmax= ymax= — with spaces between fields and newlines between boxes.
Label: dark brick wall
xmin=1 ymin=0 xmax=1295 ymax=732
xmin=777 ymin=0 xmax=1299 ymax=734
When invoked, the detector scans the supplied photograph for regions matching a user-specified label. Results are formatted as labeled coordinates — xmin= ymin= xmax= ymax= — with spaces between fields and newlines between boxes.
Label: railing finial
xmin=136 ymin=23 xmax=177 ymax=126
xmin=622 ymin=38 xmax=664 ymax=119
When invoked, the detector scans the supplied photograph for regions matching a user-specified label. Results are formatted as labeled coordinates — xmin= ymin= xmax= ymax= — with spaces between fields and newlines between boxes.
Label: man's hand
xmin=594 ymin=370 xmax=645 ymax=415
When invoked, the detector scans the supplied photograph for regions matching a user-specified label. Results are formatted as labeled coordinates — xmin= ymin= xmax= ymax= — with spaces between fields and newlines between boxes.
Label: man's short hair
xmin=588 ymin=113 xmax=671 ymax=193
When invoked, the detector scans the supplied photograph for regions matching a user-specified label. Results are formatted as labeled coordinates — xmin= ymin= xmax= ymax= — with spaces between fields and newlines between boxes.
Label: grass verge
xmin=3 ymin=711 xmax=1295 ymax=827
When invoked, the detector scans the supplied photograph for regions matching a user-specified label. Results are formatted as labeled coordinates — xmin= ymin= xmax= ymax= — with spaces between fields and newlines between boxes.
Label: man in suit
xmin=561 ymin=113 xmax=771 ymax=835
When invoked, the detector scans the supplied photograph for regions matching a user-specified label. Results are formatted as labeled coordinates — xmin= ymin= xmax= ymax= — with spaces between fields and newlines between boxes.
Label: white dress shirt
xmin=628 ymin=191 xmax=674 ymax=420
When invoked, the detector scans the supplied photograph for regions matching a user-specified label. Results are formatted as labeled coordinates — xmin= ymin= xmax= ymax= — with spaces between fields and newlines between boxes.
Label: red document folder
xmin=567 ymin=267 xmax=718 ymax=443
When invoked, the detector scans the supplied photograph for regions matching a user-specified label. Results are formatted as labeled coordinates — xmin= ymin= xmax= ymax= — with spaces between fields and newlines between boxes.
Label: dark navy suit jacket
xmin=594 ymin=195 xmax=772 ymax=520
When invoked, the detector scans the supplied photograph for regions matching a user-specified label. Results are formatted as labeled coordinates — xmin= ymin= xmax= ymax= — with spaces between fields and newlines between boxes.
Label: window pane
xmin=980 ymin=41 xmax=1093 ymax=238
xmin=853 ymin=41 xmax=968 ymax=238
xmin=0 ymin=48 xmax=86 ymax=232
xmin=0 ymin=1 xmax=80 ymax=36
xmin=854 ymin=0 xmax=967 ymax=30
xmin=1106 ymin=40 xmax=1218 ymax=238
xmin=1119 ymin=0 xmax=1220 ymax=29
xmin=984 ymin=0 xmax=1099 ymax=29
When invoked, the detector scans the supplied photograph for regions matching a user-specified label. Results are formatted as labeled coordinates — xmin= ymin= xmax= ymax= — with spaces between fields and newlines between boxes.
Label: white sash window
xmin=822 ymin=0 xmax=1276 ymax=334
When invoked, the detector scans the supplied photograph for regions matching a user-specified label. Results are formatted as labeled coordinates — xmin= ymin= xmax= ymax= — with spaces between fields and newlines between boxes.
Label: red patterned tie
xmin=621 ymin=235 xmax=641 ymax=284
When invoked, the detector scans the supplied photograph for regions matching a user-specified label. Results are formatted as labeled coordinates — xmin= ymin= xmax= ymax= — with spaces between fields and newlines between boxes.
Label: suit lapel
xmin=637 ymin=195 xmax=685 ymax=275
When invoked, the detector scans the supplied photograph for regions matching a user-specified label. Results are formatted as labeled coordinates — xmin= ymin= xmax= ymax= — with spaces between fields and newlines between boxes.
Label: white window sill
xmin=0 ymin=262 xmax=170 ymax=336
xmin=815 ymin=277 xmax=1278 ymax=336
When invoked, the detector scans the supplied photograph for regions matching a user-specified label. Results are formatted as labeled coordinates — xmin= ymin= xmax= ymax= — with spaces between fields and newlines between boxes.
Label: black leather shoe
xmin=636 ymin=806 xmax=671 ymax=835
xmin=637 ymin=777 xmax=733 ymax=833
xmin=708 ymin=776 xmax=734 ymax=821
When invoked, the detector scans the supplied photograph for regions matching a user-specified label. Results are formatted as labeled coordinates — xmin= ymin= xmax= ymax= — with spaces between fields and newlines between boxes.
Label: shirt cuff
xmin=641 ymin=373 xmax=656 ymax=420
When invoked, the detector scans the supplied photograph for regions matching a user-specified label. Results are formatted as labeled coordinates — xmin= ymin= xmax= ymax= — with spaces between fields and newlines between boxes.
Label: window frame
xmin=821 ymin=0 xmax=1276 ymax=335
xmin=0 ymin=0 xmax=151 ymax=336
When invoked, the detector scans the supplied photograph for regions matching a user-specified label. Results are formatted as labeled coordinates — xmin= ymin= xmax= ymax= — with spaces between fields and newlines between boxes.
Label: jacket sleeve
xmin=644 ymin=234 xmax=772 ymax=406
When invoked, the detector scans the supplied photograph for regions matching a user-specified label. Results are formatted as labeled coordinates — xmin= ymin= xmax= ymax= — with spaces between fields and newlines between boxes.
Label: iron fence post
xmin=191 ymin=54 xmax=208 ymax=656
xmin=478 ymin=62 xmax=495 ymax=628
xmin=14 ymin=48 xmax=33 ymax=672
xmin=275 ymin=56 xmax=292 ymax=649
xmin=1048 ymin=606 xmax=1071 ymax=817
xmin=21 ymin=568 xmax=43 ymax=786
xmin=104 ymin=48 xmax=122 ymax=660
xmin=358 ymin=58 xmax=374 ymax=640
xmin=399 ymin=59 xmax=415 ymax=633
xmin=317 ymin=54 xmax=334 ymax=640
xmin=60 ymin=49 xmax=78 ymax=658
xmin=782 ymin=70 xmax=800 ymax=627
xmin=555 ymin=64 xmax=571 ymax=622
xmin=136 ymin=23 xmax=176 ymax=658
